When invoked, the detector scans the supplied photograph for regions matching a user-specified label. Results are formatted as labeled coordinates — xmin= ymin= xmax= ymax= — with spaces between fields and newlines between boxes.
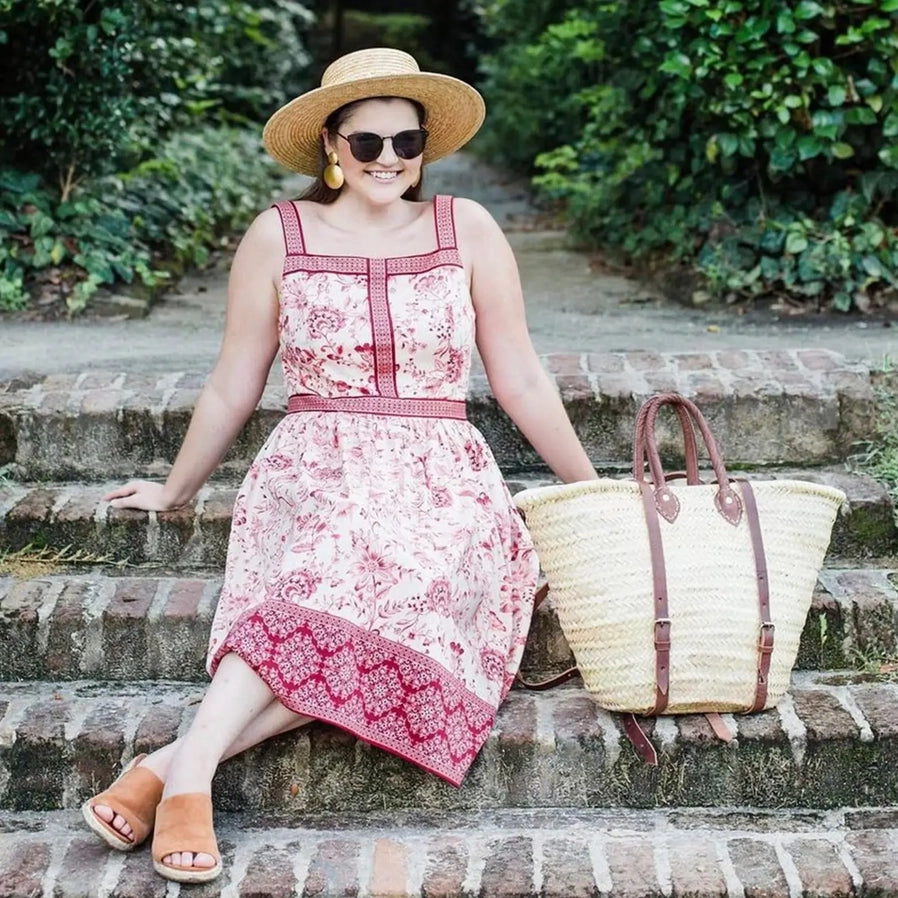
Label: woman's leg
xmin=92 ymin=654 xmax=312 ymax=845
xmin=157 ymin=652 xmax=294 ymax=870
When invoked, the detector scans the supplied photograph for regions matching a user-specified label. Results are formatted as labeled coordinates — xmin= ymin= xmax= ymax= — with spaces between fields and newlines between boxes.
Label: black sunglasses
xmin=336 ymin=128 xmax=428 ymax=163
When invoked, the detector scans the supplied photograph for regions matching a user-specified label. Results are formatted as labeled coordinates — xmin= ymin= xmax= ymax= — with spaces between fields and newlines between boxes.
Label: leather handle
xmin=636 ymin=394 xmax=742 ymax=526
xmin=633 ymin=397 xmax=701 ymax=485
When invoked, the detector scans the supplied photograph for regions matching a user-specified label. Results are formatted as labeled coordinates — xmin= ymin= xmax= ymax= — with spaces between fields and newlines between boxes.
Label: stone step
xmin=1 ymin=674 xmax=896 ymax=815
xmin=1 ymin=568 xmax=896 ymax=683
xmin=0 ymin=468 xmax=892 ymax=573
xmin=1 ymin=805 xmax=893 ymax=898
xmin=0 ymin=350 xmax=875 ymax=480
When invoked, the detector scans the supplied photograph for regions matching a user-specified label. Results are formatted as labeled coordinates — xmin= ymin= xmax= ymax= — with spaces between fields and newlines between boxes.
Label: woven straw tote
xmin=515 ymin=393 xmax=845 ymax=718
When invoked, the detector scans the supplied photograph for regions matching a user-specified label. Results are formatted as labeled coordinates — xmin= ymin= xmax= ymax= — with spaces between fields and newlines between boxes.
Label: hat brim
xmin=262 ymin=72 xmax=485 ymax=175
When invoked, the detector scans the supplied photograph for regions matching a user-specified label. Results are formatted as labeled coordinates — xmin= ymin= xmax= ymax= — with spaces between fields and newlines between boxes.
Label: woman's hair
xmin=299 ymin=96 xmax=427 ymax=204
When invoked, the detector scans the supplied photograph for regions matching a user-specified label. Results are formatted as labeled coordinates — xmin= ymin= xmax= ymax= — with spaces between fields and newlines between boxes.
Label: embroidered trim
xmin=367 ymin=257 xmax=398 ymax=397
xmin=283 ymin=248 xmax=462 ymax=276
xmin=286 ymin=394 xmax=467 ymax=419
xmin=435 ymin=195 xmax=456 ymax=250
xmin=215 ymin=601 xmax=495 ymax=786
xmin=273 ymin=201 xmax=305 ymax=255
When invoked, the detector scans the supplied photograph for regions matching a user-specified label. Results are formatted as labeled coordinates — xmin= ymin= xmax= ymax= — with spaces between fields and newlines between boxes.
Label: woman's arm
xmin=106 ymin=207 xmax=285 ymax=510
xmin=456 ymin=199 xmax=598 ymax=484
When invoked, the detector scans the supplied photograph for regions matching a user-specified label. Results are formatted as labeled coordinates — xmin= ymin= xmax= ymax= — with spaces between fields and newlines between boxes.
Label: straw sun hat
xmin=262 ymin=48 xmax=486 ymax=175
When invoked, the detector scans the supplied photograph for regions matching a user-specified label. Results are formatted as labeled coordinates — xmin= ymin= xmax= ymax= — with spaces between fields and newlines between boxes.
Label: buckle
xmin=758 ymin=621 xmax=775 ymax=654
xmin=654 ymin=617 xmax=672 ymax=649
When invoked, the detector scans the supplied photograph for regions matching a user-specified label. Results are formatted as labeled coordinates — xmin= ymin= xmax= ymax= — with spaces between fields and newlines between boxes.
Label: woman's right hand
xmin=104 ymin=481 xmax=184 ymax=512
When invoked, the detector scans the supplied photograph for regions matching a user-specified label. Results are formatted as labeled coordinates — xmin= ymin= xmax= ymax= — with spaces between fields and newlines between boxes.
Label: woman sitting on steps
xmin=81 ymin=46 xmax=598 ymax=885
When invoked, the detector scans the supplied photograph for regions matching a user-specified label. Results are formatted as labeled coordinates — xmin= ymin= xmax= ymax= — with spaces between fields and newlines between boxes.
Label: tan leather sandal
xmin=81 ymin=754 xmax=164 ymax=851
xmin=151 ymin=793 xmax=222 ymax=884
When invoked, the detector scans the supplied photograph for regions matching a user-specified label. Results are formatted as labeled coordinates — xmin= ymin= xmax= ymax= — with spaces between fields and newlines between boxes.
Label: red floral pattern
xmin=208 ymin=195 xmax=539 ymax=784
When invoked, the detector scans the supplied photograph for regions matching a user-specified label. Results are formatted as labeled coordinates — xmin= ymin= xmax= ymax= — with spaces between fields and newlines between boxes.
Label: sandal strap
xmin=88 ymin=759 xmax=164 ymax=844
xmin=152 ymin=793 xmax=220 ymax=866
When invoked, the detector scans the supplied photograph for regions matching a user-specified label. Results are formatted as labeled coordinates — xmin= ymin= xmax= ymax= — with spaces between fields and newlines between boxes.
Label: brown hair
xmin=299 ymin=96 xmax=427 ymax=204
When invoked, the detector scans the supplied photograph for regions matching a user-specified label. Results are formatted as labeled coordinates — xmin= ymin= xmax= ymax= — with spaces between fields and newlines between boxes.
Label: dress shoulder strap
xmin=432 ymin=195 xmax=456 ymax=250
xmin=272 ymin=200 xmax=306 ymax=255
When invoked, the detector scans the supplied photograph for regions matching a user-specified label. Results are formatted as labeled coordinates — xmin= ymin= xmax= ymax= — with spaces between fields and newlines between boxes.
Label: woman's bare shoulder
xmin=451 ymin=196 xmax=502 ymax=239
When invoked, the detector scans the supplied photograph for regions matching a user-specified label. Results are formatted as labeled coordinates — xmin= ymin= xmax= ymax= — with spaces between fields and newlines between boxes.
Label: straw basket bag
xmin=515 ymin=393 xmax=845 ymax=724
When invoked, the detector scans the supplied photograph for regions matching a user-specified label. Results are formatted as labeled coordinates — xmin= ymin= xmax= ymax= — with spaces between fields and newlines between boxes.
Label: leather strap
xmin=533 ymin=582 xmax=549 ymax=609
xmin=622 ymin=714 xmax=658 ymax=765
xmin=638 ymin=394 xmax=743 ymax=526
xmin=514 ymin=667 xmax=580 ymax=690
xmin=633 ymin=398 xmax=701 ymax=485
xmin=739 ymin=480 xmax=774 ymax=712
xmin=639 ymin=482 xmax=671 ymax=715
xmin=705 ymin=712 xmax=734 ymax=742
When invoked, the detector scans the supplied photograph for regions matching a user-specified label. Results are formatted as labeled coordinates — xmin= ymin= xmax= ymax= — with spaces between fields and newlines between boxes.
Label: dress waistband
xmin=286 ymin=394 xmax=467 ymax=420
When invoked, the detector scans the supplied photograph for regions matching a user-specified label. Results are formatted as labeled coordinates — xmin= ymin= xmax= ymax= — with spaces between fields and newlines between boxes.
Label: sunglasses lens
xmin=393 ymin=129 xmax=427 ymax=159
xmin=347 ymin=133 xmax=384 ymax=162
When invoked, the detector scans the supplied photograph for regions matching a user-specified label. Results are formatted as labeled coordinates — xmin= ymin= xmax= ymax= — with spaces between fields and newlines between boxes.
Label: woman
xmin=81 ymin=47 xmax=598 ymax=884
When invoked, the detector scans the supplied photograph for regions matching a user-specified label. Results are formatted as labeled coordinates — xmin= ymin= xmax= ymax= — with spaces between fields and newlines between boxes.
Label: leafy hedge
xmin=0 ymin=0 xmax=311 ymax=312
xmin=478 ymin=0 xmax=898 ymax=311
xmin=0 ymin=129 xmax=280 ymax=312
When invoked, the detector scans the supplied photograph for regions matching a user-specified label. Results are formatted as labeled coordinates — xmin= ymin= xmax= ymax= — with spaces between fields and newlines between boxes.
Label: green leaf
xmin=786 ymin=232 xmax=809 ymax=254
xmin=660 ymin=52 xmax=692 ymax=78
xmin=867 ymin=95 xmax=884 ymax=113
xmin=828 ymin=85 xmax=846 ymax=106
xmin=862 ymin=256 xmax=884 ymax=277
xmin=717 ymin=133 xmax=739 ymax=157
xmin=797 ymin=135 xmax=823 ymax=159
xmin=884 ymin=112 xmax=898 ymax=137
xmin=794 ymin=0 xmax=824 ymax=19
xmin=659 ymin=0 xmax=689 ymax=15
xmin=844 ymin=107 xmax=877 ymax=125
xmin=879 ymin=145 xmax=898 ymax=168
xmin=724 ymin=72 xmax=744 ymax=88
xmin=29 ymin=211 xmax=54 ymax=239
xmin=882 ymin=0 xmax=898 ymax=9
xmin=776 ymin=10 xmax=796 ymax=33
xmin=832 ymin=291 xmax=853 ymax=311
xmin=776 ymin=128 xmax=797 ymax=149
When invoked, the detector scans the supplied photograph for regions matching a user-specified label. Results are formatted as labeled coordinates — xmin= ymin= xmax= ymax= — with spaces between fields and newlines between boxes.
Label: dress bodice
xmin=274 ymin=196 xmax=474 ymax=402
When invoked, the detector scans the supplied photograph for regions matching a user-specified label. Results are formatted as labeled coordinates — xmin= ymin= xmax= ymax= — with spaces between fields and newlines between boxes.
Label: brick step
xmin=2 ymin=675 xmax=896 ymax=815
xmin=0 ymin=350 xmax=875 ymax=479
xmin=1 ymin=805 xmax=893 ymax=898
xmin=0 ymin=468 xmax=892 ymax=573
xmin=1 ymin=568 xmax=896 ymax=684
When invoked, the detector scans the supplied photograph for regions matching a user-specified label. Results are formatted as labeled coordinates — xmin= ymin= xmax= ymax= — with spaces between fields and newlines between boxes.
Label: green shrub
xmin=475 ymin=0 xmax=588 ymax=170
xmin=0 ymin=128 xmax=279 ymax=313
xmin=480 ymin=0 xmax=898 ymax=311
xmin=342 ymin=11 xmax=439 ymax=69
xmin=0 ymin=0 xmax=312 ymax=194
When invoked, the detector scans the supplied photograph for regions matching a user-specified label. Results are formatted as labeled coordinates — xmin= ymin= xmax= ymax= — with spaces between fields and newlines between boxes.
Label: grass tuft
xmin=0 ymin=543 xmax=125 ymax=580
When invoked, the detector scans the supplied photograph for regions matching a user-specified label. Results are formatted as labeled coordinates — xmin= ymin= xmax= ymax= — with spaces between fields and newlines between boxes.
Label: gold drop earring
xmin=323 ymin=150 xmax=344 ymax=190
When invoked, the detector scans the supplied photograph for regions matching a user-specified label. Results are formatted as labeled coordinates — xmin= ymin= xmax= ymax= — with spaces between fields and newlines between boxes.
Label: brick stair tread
xmin=1 ymin=567 xmax=895 ymax=682
xmin=1 ymin=467 xmax=893 ymax=571
xmin=2 ymin=675 xmax=897 ymax=814
xmin=0 ymin=805 xmax=895 ymax=897
xmin=0 ymin=350 xmax=876 ymax=479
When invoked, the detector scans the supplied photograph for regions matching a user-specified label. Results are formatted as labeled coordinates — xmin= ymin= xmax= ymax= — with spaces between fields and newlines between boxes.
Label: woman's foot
xmin=152 ymin=793 xmax=222 ymax=883
xmin=81 ymin=754 xmax=165 ymax=851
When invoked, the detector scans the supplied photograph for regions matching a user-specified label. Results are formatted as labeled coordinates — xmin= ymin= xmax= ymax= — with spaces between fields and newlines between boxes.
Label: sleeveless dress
xmin=206 ymin=195 xmax=539 ymax=786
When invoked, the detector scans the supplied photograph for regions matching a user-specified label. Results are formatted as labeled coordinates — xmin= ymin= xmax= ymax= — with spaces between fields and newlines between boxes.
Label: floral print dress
xmin=207 ymin=195 xmax=539 ymax=785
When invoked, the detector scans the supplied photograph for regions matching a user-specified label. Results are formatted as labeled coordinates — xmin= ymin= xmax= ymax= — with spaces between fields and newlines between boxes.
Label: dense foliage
xmin=0 ymin=129 xmax=279 ymax=312
xmin=478 ymin=0 xmax=898 ymax=311
xmin=0 ymin=0 xmax=312 ymax=312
